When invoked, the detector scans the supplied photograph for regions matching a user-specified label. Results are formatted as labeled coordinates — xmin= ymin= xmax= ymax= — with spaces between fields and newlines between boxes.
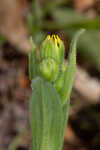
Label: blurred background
xmin=0 ymin=0 xmax=100 ymax=150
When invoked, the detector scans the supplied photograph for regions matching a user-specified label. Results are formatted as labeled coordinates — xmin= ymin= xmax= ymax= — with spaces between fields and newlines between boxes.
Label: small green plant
xmin=29 ymin=29 xmax=85 ymax=150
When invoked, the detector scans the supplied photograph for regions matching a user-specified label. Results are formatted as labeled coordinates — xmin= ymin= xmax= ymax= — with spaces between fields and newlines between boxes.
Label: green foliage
xmin=29 ymin=29 xmax=84 ymax=150
xmin=30 ymin=77 xmax=63 ymax=150
xmin=60 ymin=29 xmax=85 ymax=103
xmin=29 ymin=37 xmax=39 ymax=80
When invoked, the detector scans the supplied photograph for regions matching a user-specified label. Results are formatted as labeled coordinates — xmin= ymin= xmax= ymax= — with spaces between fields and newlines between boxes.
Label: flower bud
xmin=39 ymin=58 xmax=59 ymax=82
xmin=40 ymin=35 xmax=65 ymax=65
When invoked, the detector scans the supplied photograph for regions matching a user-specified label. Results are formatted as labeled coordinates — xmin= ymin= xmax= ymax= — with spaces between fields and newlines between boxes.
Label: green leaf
xmin=30 ymin=77 xmax=64 ymax=150
xmin=70 ymin=17 xmax=100 ymax=30
xmin=61 ymin=29 xmax=85 ymax=104
xmin=60 ymin=98 xmax=70 ymax=147
xmin=29 ymin=38 xmax=39 ymax=80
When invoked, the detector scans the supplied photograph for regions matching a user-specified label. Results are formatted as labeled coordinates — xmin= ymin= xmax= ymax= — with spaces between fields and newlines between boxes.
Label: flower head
xmin=40 ymin=34 xmax=65 ymax=65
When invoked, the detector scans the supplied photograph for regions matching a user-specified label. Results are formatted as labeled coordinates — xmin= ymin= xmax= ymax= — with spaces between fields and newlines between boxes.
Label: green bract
xmin=39 ymin=58 xmax=59 ymax=82
xmin=29 ymin=29 xmax=85 ymax=150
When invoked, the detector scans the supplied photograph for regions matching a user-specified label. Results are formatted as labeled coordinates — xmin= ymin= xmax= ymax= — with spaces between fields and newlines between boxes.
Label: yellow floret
xmin=45 ymin=34 xmax=61 ymax=49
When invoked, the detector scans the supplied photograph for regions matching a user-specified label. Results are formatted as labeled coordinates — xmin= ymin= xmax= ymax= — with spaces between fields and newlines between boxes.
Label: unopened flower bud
xmin=39 ymin=58 xmax=59 ymax=82
xmin=40 ymin=35 xmax=65 ymax=65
